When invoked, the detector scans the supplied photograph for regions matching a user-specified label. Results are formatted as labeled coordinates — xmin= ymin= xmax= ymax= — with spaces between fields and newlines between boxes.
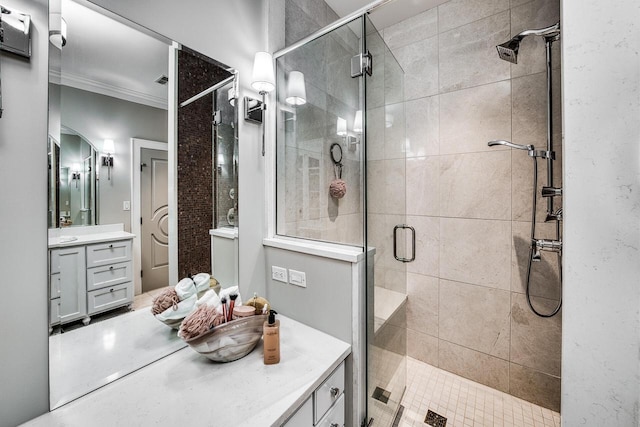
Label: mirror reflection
xmin=47 ymin=0 xmax=238 ymax=409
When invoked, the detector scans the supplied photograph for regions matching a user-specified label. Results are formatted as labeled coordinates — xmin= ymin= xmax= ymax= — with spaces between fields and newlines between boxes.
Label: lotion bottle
xmin=263 ymin=310 xmax=280 ymax=365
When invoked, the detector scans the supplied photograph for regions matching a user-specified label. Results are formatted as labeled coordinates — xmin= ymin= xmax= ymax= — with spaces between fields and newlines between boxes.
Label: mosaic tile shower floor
xmin=397 ymin=358 xmax=561 ymax=427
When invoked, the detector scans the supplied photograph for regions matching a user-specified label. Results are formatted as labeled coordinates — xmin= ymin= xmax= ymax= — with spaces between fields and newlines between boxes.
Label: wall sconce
xmin=354 ymin=110 xmax=363 ymax=134
xmin=49 ymin=14 xmax=67 ymax=49
xmin=71 ymin=163 xmax=81 ymax=188
xmin=337 ymin=117 xmax=347 ymax=137
xmin=285 ymin=71 xmax=306 ymax=106
xmin=349 ymin=110 xmax=363 ymax=150
xmin=246 ymin=51 xmax=275 ymax=157
xmin=101 ymin=139 xmax=114 ymax=181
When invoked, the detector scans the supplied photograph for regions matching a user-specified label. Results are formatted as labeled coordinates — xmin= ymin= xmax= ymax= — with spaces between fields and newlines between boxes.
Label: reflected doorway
xmin=141 ymin=148 xmax=169 ymax=292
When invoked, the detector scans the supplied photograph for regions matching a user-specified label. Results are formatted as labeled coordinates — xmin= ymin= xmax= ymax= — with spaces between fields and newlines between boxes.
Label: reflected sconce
xmin=285 ymin=71 xmax=306 ymax=106
xmin=353 ymin=110 xmax=363 ymax=134
xmin=49 ymin=14 xmax=67 ymax=49
xmin=71 ymin=163 xmax=81 ymax=188
xmin=101 ymin=139 xmax=114 ymax=181
xmin=246 ymin=51 xmax=275 ymax=156
xmin=336 ymin=117 xmax=347 ymax=137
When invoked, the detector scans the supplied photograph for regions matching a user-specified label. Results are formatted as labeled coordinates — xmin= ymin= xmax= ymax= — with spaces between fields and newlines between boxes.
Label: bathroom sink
xmin=59 ymin=236 xmax=78 ymax=243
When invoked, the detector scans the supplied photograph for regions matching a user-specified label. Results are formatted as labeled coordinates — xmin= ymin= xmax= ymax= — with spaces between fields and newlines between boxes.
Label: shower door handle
xmin=393 ymin=224 xmax=415 ymax=263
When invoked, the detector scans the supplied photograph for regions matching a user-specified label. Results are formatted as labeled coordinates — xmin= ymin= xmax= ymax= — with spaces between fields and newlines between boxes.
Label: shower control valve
xmin=529 ymin=149 xmax=555 ymax=159
xmin=534 ymin=238 xmax=562 ymax=253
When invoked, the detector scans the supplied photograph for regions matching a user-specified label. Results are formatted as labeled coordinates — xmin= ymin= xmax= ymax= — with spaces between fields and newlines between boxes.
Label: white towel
xmin=155 ymin=294 xmax=198 ymax=321
xmin=192 ymin=273 xmax=211 ymax=293
xmin=196 ymin=289 xmax=222 ymax=313
xmin=175 ymin=277 xmax=197 ymax=300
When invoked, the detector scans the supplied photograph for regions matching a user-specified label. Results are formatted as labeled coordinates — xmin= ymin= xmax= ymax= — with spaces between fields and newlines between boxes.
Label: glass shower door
xmin=364 ymin=14 xmax=408 ymax=427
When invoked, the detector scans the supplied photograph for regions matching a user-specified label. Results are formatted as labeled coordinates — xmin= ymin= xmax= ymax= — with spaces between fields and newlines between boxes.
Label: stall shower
xmin=275 ymin=0 xmax=562 ymax=424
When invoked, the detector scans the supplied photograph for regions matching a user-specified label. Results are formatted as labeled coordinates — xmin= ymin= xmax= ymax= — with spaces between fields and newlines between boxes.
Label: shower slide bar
xmin=273 ymin=0 xmax=396 ymax=59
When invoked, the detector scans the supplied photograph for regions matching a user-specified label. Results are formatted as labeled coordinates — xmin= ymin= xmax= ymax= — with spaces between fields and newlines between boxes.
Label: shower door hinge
xmin=351 ymin=51 xmax=373 ymax=78
xmin=212 ymin=110 xmax=221 ymax=126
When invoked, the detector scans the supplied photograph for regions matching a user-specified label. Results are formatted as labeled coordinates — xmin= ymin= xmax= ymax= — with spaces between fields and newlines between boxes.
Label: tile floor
xmin=398 ymin=358 xmax=561 ymax=427
xmin=132 ymin=287 xmax=167 ymax=310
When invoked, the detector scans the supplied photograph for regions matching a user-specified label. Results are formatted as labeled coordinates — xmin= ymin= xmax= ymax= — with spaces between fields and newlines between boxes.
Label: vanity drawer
xmin=50 ymin=273 xmax=61 ymax=300
xmin=87 ymin=281 xmax=133 ymax=315
xmin=86 ymin=240 xmax=132 ymax=268
xmin=314 ymin=362 xmax=345 ymax=424
xmin=50 ymin=299 xmax=61 ymax=325
xmin=282 ymin=396 xmax=312 ymax=427
xmin=316 ymin=394 xmax=344 ymax=427
xmin=87 ymin=261 xmax=133 ymax=291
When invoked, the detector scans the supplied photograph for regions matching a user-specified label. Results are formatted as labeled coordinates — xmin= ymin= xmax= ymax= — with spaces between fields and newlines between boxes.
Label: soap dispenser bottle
xmin=263 ymin=309 xmax=280 ymax=365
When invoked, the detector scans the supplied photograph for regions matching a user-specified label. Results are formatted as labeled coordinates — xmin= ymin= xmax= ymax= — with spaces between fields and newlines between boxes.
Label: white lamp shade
xmin=103 ymin=139 xmax=115 ymax=154
xmin=49 ymin=14 xmax=67 ymax=49
xmin=337 ymin=117 xmax=347 ymax=136
xmin=251 ymin=52 xmax=275 ymax=93
xmin=354 ymin=110 xmax=363 ymax=134
xmin=285 ymin=71 xmax=307 ymax=105
xmin=72 ymin=163 xmax=81 ymax=173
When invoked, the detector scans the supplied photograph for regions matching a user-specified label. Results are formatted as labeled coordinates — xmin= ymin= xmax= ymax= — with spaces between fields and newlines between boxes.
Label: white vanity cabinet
xmin=50 ymin=246 xmax=87 ymax=326
xmin=49 ymin=238 xmax=133 ymax=328
xmin=283 ymin=361 xmax=345 ymax=427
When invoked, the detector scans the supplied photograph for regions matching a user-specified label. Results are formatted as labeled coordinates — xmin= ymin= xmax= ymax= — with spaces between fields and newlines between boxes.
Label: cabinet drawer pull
xmin=330 ymin=387 xmax=339 ymax=397
xmin=330 ymin=423 xmax=339 ymax=427
xmin=110 ymin=288 xmax=114 ymax=292
xmin=109 ymin=244 xmax=113 ymax=248
xmin=109 ymin=266 xmax=114 ymax=270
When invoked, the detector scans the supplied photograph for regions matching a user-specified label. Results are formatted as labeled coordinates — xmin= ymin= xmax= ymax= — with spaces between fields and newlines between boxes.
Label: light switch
xmin=289 ymin=269 xmax=306 ymax=288
xmin=123 ymin=201 xmax=131 ymax=211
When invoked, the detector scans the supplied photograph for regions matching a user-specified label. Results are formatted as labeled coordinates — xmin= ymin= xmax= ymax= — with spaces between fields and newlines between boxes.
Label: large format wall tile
xmin=439 ymin=340 xmax=509 ymax=392
xmin=439 ymin=11 xmax=511 ymax=92
xmin=439 ymin=151 xmax=511 ymax=220
xmin=384 ymin=159 xmax=406 ymax=216
xmin=440 ymin=81 xmax=512 ymax=155
xmin=384 ymin=103 xmax=406 ymax=160
xmin=439 ymin=280 xmax=511 ymax=359
xmin=407 ymin=273 xmax=439 ymax=336
xmin=406 ymin=215 xmax=440 ymax=278
xmin=510 ymin=293 xmax=562 ymax=376
xmin=511 ymin=220 xmax=562 ymax=300
xmin=406 ymin=156 xmax=439 ymax=217
xmin=438 ymin=0 xmax=510 ymax=34
xmin=392 ymin=36 xmax=439 ymax=101
xmin=408 ymin=328 xmax=439 ymax=366
xmin=405 ymin=96 xmax=439 ymax=158
xmin=383 ymin=7 xmax=438 ymax=51
xmin=509 ymin=363 xmax=561 ymax=412
xmin=440 ymin=218 xmax=511 ymax=290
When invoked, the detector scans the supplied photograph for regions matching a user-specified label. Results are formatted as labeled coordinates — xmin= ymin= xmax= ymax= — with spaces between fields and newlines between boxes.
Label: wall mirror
xmin=47 ymin=0 xmax=239 ymax=409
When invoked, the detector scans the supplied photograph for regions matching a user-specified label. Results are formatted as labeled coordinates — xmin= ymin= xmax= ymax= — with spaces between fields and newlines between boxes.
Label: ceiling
xmin=324 ymin=0 xmax=448 ymax=30
xmin=52 ymin=0 xmax=170 ymax=110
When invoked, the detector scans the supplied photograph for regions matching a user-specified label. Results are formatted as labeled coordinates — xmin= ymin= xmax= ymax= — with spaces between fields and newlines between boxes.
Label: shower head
xmin=488 ymin=140 xmax=534 ymax=151
xmin=496 ymin=39 xmax=521 ymax=64
xmin=496 ymin=22 xmax=560 ymax=64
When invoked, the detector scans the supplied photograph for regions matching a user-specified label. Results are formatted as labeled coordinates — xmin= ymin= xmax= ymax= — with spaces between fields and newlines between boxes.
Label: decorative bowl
xmin=182 ymin=314 xmax=267 ymax=362
xmin=158 ymin=317 xmax=184 ymax=330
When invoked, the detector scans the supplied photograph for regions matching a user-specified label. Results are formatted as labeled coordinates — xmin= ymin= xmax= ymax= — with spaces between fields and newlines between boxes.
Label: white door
xmin=141 ymin=148 xmax=169 ymax=292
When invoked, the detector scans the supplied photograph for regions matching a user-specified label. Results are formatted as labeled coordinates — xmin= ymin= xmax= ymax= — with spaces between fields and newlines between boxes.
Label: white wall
xmin=59 ymin=85 xmax=168 ymax=231
xmin=0 ymin=1 xmax=50 ymax=426
xmin=561 ymin=0 xmax=640 ymax=424
xmin=0 ymin=1 xmax=266 ymax=425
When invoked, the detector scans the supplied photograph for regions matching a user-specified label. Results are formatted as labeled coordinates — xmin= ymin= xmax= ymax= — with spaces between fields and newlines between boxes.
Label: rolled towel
xmin=192 ymin=273 xmax=211 ymax=293
xmin=175 ymin=277 xmax=197 ymax=300
xmin=196 ymin=289 xmax=222 ymax=311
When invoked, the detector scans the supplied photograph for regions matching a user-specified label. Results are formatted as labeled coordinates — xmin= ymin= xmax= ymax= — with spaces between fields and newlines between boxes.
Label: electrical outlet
xmin=272 ymin=266 xmax=288 ymax=283
xmin=289 ymin=269 xmax=306 ymax=288
xmin=123 ymin=201 xmax=131 ymax=211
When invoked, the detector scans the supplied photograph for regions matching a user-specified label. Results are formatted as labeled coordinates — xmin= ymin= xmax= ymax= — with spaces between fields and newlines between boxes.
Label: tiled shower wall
xmin=379 ymin=0 xmax=562 ymax=411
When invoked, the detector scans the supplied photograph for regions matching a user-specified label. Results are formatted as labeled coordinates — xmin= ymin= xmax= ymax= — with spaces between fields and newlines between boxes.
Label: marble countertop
xmin=48 ymin=231 xmax=135 ymax=248
xmin=23 ymin=315 xmax=351 ymax=426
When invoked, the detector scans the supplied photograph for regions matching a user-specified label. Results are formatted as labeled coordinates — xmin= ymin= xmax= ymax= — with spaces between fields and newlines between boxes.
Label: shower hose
xmin=526 ymin=157 xmax=562 ymax=317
